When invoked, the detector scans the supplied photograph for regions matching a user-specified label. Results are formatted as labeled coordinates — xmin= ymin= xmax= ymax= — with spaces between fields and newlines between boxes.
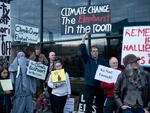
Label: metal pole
xmin=88 ymin=0 xmax=91 ymax=54
xmin=40 ymin=0 xmax=43 ymax=52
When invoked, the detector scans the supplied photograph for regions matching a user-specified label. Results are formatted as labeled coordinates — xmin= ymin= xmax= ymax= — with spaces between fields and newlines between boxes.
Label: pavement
xmin=37 ymin=106 xmax=52 ymax=113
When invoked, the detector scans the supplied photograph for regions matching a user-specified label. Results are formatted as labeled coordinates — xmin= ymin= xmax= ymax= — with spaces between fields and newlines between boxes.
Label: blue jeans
xmin=104 ymin=98 xmax=117 ymax=113
xmin=122 ymin=107 xmax=145 ymax=113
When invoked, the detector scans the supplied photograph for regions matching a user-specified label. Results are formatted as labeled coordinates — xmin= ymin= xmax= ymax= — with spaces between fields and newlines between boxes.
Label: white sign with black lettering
xmin=78 ymin=94 xmax=96 ymax=113
xmin=0 ymin=2 xmax=11 ymax=56
xmin=94 ymin=65 xmax=121 ymax=83
xmin=27 ymin=60 xmax=48 ymax=80
xmin=14 ymin=24 xmax=39 ymax=43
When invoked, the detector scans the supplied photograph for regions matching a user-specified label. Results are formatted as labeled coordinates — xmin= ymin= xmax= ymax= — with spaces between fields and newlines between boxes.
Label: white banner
xmin=0 ymin=2 xmax=11 ymax=56
xmin=94 ymin=65 xmax=121 ymax=83
xmin=14 ymin=24 xmax=39 ymax=44
xmin=27 ymin=60 xmax=48 ymax=80
xmin=121 ymin=26 xmax=150 ymax=67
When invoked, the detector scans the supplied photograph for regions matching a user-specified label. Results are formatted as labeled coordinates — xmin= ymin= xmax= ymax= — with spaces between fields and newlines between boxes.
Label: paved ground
xmin=38 ymin=107 xmax=52 ymax=113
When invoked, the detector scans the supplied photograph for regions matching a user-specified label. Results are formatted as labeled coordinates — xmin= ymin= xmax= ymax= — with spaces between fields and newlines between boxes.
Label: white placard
xmin=14 ymin=24 xmax=39 ymax=44
xmin=0 ymin=2 xmax=12 ymax=56
xmin=94 ymin=65 xmax=121 ymax=83
xmin=121 ymin=26 xmax=150 ymax=67
xmin=27 ymin=60 xmax=48 ymax=80
xmin=64 ymin=98 xmax=74 ymax=113
xmin=0 ymin=79 xmax=13 ymax=91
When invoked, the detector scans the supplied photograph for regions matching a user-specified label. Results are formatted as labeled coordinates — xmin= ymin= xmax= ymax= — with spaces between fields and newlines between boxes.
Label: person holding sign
xmin=114 ymin=54 xmax=150 ymax=113
xmin=0 ymin=67 xmax=13 ymax=113
xmin=79 ymin=33 xmax=106 ymax=113
xmin=101 ymin=57 xmax=121 ymax=113
xmin=29 ymin=45 xmax=48 ymax=92
xmin=48 ymin=60 xmax=71 ymax=113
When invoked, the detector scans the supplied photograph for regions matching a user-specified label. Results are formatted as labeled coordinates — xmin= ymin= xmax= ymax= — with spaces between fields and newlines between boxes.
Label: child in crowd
xmin=0 ymin=67 xmax=13 ymax=113
xmin=48 ymin=60 xmax=71 ymax=113
xmin=37 ymin=88 xmax=50 ymax=112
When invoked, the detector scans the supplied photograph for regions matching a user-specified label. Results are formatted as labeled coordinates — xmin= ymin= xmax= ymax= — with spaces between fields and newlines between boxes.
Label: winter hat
xmin=123 ymin=54 xmax=140 ymax=67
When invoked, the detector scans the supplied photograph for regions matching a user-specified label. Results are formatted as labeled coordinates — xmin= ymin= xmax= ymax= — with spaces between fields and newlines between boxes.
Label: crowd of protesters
xmin=0 ymin=34 xmax=149 ymax=113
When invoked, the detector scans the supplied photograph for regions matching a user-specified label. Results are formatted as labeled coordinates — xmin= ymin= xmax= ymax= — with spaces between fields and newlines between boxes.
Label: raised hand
xmin=82 ymin=33 xmax=88 ymax=43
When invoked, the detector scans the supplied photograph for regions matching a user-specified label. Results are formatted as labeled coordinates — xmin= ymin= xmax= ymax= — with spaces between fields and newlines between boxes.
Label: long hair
xmin=0 ymin=66 xmax=9 ymax=79
xmin=123 ymin=63 xmax=145 ymax=84
xmin=124 ymin=63 xmax=144 ymax=77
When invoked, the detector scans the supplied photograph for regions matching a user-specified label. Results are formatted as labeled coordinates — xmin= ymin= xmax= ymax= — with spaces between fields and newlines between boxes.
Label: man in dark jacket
xmin=114 ymin=54 xmax=150 ymax=113
xmin=80 ymin=34 xmax=106 ymax=113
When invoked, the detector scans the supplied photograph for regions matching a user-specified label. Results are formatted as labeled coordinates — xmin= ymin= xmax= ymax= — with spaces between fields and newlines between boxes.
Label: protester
xmin=9 ymin=52 xmax=37 ymax=113
xmin=114 ymin=54 xmax=150 ymax=113
xmin=29 ymin=45 xmax=48 ymax=92
xmin=79 ymin=33 xmax=106 ymax=113
xmin=29 ymin=45 xmax=48 ymax=65
xmin=48 ymin=60 xmax=71 ymax=113
xmin=101 ymin=57 xmax=120 ymax=113
xmin=46 ymin=51 xmax=56 ymax=113
xmin=0 ymin=67 xmax=13 ymax=113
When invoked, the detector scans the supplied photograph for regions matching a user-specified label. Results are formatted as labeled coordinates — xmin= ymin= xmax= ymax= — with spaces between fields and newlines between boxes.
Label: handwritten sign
xmin=94 ymin=65 xmax=121 ymax=83
xmin=27 ymin=60 xmax=48 ymax=80
xmin=121 ymin=26 xmax=150 ymax=67
xmin=64 ymin=98 xmax=74 ymax=113
xmin=0 ymin=2 xmax=11 ymax=56
xmin=51 ymin=69 xmax=66 ymax=83
xmin=0 ymin=79 xmax=13 ymax=91
xmin=14 ymin=24 xmax=39 ymax=44
xmin=60 ymin=4 xmax=112 ymax=35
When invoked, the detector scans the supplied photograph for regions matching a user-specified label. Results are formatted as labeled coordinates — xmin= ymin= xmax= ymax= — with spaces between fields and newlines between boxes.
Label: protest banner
xmin=94 ymin=65 xmax=121 ymax=83
xmin=14 ymin=24 xmax=39 ymax=44
xmin=0 ymin=79 xmax=13 ymax=91
xmin=121 ymin=26 xmax=150 ymax=67
xmin=51 ymin=69 xmax=66 ymax=83
xmin=78 ymin=94 xmax=96 ymax=113
xmin=60 ymin=4 xmax=112 ymax=35
xmin=27 ymin=60 xmax=48 ymax=80
xmin=0 ymin=2 xmax=11 ymax=56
